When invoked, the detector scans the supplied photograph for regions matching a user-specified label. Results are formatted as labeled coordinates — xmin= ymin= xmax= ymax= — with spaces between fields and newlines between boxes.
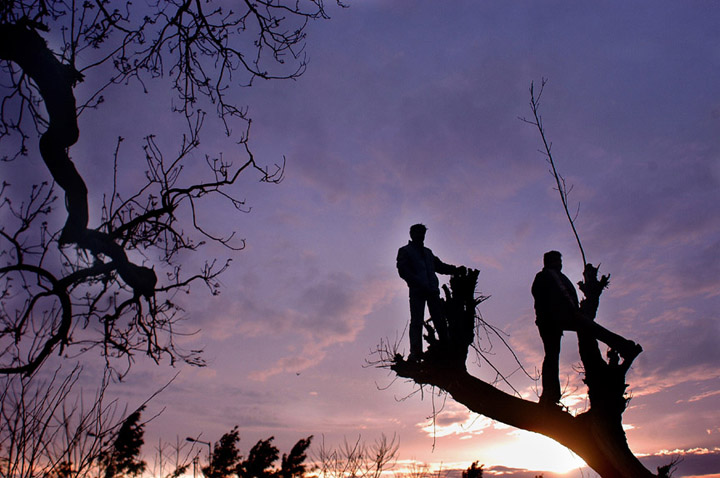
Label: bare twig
xmin=519 ymin=78 xmax=587 ymax=266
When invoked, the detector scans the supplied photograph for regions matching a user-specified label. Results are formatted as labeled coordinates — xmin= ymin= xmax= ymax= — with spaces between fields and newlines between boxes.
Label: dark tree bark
xmin=0 ymin=21 xmax=158 ymax=294
xmin=390 ymin=268 xmax=660 ymax=478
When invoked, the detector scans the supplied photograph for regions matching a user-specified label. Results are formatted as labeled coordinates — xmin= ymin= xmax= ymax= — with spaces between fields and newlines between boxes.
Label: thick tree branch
xmin=0 ymin=22 xmax=158 ymax=299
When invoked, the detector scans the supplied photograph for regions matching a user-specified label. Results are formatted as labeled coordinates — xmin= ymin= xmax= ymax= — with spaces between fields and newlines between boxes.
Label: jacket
xmin=397 ymin=242 xmax=456 ymax=293
xmin=531 ymin=267 xmax=579 ymax=327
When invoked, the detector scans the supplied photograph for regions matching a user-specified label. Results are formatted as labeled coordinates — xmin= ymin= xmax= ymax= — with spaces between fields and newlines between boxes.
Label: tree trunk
xmin=0 ymin=21 xmax=158 ymax=374
xmin=0 ymin=21 xmax=157 ymax=299
xmin=390 ymin=268 xmax=657 ymax=478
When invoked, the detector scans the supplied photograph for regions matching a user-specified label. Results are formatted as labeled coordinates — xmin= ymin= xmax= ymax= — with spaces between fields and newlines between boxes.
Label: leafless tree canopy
xmin=0 ymin=365 xmax=148 ymax=478
xmin=313 ymin=434 xmax=399 ymax=478
xmin=0 ymin=0 xmax=341 ymax=377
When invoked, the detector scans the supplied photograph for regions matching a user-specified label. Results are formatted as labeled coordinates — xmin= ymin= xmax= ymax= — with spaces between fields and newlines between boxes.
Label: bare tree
xmin=381 ymin=83 xmax=671 ymax=477
xmin=0 ymin=0 xmax=342 ymax=377
xmin=397 ymin=460 xmax=451 ymax=478
xmin=0 ymin=364 xmax=162 ymax=478
xmin=401 ymin=461 xmax=431 ymax=478
xmin=313 ymin=434 xmax=399 ymax=478
xmin=149 ymin=437 xmax=194 ymax=478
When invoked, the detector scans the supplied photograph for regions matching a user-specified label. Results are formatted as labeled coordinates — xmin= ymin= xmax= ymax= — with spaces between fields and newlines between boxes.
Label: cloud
xmin=417 ymin=403 xmax=496 ymax=439
xmin=679 ymin=390 xmax=720 ymax=404
xmin=246 ymin=274 xmax=396 ymax=381
xmin=481 ymin=466 xmax=569 ymax=478
xmin=248 ymin=345 xmax=325 ymax=382
xmin=639 ymin=448 xmax=720 ymax=478
xmin=630 ymin=367 xmax=719 ymax=399
xmin=629 ymin=308 xmax=720 ymax=396
xmin=477 ymin=447 xmax=720 ymax=478
xmin=579 ymin=139 xmax=720 ymax=306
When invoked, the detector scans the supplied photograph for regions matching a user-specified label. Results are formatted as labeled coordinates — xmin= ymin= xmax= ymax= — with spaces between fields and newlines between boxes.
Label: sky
xmin=4 ymin=1 xmax=720 ymax=477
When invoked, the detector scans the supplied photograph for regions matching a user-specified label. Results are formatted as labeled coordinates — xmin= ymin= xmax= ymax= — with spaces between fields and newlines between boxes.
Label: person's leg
xmin=567 ymin=313 xmax=639 ymax=358
xmin=539 ymin=326 xmax=562 ymax=404
xmin=427 ymin=291 xmax=449 ymax=342
xmin=409 ymin=293 xmax=426 ymax=359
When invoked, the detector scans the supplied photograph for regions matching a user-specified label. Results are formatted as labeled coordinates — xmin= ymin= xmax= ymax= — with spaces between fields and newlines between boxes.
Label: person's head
xmin=543 ymin=250 xmax=562 ymax=270
xmin=409 ymin=223 xmax=427 ymax=244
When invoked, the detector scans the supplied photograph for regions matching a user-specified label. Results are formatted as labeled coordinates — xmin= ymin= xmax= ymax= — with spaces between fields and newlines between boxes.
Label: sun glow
xmin=415 ymin=407 xmax=587 ymax=474
xmin=488 ymin=430 xmax=588 ymax=474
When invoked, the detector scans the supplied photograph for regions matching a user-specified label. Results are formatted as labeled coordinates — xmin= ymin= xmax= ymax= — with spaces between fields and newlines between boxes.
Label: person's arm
xmin=433 ymin=255 xmax=460 ymax=276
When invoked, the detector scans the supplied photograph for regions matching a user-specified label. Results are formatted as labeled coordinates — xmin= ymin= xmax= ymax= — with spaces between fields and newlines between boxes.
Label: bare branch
xmin=520 ymin=78 xmax=588 ymax=266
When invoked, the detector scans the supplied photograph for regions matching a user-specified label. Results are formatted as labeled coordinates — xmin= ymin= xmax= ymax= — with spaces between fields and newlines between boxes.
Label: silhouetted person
xmin=397 ymin=224 xmax=462 ymax=362
xmin=532 ymin=250 xmax=641 ymax=406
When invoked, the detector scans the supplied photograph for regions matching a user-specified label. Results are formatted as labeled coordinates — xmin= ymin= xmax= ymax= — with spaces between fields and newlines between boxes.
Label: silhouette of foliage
xmin=240 ymin=437 xmax=280 ymax=478
xmin=461 ymin=461 xmax=483 ymax=478
xmin=100 ymin=406 xmax=147 ymax=478
xmin=279 ymin=436 xmax=313 ymax=478
xmin=203 ymin=427 xmax=242 ymax=478
xmin=200 ymin=428 xmax=313 ymax=478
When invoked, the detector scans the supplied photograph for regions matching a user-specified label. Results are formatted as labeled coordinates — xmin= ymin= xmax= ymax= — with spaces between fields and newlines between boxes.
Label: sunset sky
xmin=6 ymin=1 xmax=720 ymax=477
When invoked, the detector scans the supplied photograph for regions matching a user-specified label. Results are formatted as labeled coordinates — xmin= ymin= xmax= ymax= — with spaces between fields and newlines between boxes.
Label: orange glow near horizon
xmin=490 ymin=430 xmax=588 ymax=474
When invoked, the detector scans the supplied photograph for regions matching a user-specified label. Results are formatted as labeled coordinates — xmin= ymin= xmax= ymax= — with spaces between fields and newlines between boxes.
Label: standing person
xmin=532 ymin=250 xmax=641 ymax=406
xmin=397 ymin=224 xmax=462 ymax=362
